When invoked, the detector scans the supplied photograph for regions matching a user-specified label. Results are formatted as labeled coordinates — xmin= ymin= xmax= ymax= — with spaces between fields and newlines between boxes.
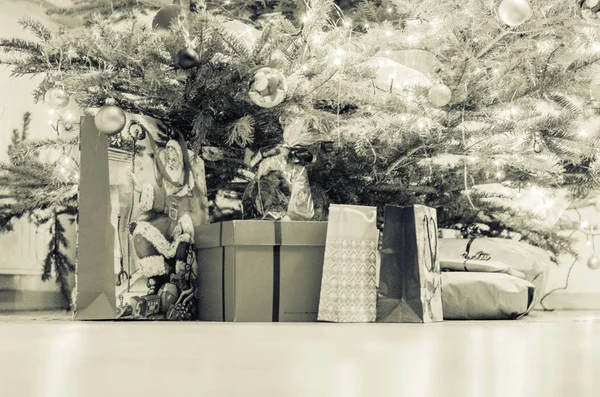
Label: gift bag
xmin=377 ymin=205 xmax=443 ymax=323
xmin=317 ymin=205 xmax=378 ymax=323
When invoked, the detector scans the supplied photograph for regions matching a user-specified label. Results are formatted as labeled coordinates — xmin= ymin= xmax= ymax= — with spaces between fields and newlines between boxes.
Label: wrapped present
xmin=377 ymin=205 xmax=444 ymax=323
xmin=317 ymin=205 xmax=378 ymax=323
xmin=442 ymin=272 xmax=535 ymax=320
xmin=194 ymin=220 xmax=327 ymax=322
xmin=440 ymin=258 xmax=526 ymax=279
xmin=244 ymin=118 xmax=332 ymax=221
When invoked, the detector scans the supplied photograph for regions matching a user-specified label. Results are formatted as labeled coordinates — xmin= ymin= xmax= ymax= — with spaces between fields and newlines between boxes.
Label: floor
xmin=0 ymin=311 xmax=598 ymax=397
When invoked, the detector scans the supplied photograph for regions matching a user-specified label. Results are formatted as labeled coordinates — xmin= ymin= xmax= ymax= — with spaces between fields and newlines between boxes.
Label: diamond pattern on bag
xmin=318 ymin=238 xmax=378 ymax=323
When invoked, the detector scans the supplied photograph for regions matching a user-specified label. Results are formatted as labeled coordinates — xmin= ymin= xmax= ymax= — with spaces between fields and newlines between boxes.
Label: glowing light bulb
xmin=511 ymin=107 xmax=518 ymax=116
xmin=587 ymin=240 xmax=592 ymax=247
xmin=385 ymin=50 xmax=390 ymax=55
xmin=582 ymin=220 xmax=590 ymax=229
xmin=470 ymin=156 xmax=477 ymax=163
xmin=343 ymin=20 xmax=351 ymax=28
xmin=66 ymin=113 xmax=72 ymax=120
xmin=364 ymin=23 xmax=370 ymax=29
xmin=385 ymin=31 xmax=392 ymax=37
xmin=301 ymin=65 xmax=308 ymax=71
xmin=401 ymin=116 xmax=407 ymax=121
xmin=336 ymin=48 xmax=344 ymax=56
xmin=475 ymin=68 xmax=482 ymax=74
xmin=516 ymin=192 xmax=522 ymax=198
xmin=545 ymin=200 xmax=553 ymax=208
xmin=418 ymin=121 xmax=425 ymax=129
xmin=60 ymin=167 xmax=66 ymax=174
xmin=302 ymin=15 xmax=309 ymax=23
xmin=580 ymin=129 xmax=588 ymax=137
xmin=49 ymin=109 xmax=55 ymax=115
xmin=493 ymin=68 xmax=500 ymax=74
xmin=63 ymin=157 xmax=70 ymax=164
xmin=333 ymin=58 xmax=341 ymax=66
xmin=224 ymin=0 xmax=230 ymax=4
xmin=494 ymin=160 xmax=501 ymax=166
xmin=387 ymin=7 xmax=393 ymax=13
xmin=593 ymin=42 xmax=600 ymax=52
xmin=496 ymin=171 xmax=503 ymax=179
xmin=48 ymin=120 xmax=53 ymax=125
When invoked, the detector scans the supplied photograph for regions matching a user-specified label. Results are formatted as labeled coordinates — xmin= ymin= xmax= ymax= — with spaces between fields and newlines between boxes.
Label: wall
xmin=0 ymin=0 xmax=76 ymax=311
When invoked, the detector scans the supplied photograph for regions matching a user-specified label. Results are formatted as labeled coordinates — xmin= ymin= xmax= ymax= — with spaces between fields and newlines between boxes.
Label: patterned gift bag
xmin=317 ymin=205 xmax=378 ymax=323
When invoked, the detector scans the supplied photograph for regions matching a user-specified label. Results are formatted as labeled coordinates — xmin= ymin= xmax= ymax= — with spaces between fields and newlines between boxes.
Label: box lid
xmin=194 ymin=220 xmax=327 ymax=249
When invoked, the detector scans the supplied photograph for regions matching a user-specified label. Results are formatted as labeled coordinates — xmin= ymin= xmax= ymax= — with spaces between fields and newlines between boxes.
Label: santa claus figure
xmin=128 ymin=134 xmax=208 ymax=293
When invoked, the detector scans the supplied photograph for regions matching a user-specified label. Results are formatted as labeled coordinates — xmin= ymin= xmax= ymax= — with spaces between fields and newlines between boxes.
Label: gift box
xmin=194 ymin=220 xmax=327 ymax=322
xmin=377 ymin=205 xmax=444 ymax=323
xmin=442 ymin=272 xmax=536 ymax=320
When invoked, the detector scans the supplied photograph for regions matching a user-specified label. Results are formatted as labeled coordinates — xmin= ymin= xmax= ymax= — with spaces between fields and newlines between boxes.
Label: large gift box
xmin=194 ymin=220 xmax=327 ymax=322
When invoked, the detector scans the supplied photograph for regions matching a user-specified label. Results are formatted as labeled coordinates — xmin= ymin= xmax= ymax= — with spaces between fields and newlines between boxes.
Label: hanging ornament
xmin=152 ymin=4 xmax=184 ymax=31
xmin=428 ymin=84 xmax=452 ymax=107
xmin=587 ymin=255 xmax=600 ymax=270
xmin=498 ymin=0 xmax=532 ymax=27
xmin=248 ymin=67 xmax=287 ymax=108
xmin=585 ymin=0 xmax=600 ymax=13
xmin=177 ymin=48 xmax=200 ymax=70
xmin=44 ymin=87 xmax=70 ymax=110
xmin=94 ymin=105 xmax=127 ymax=136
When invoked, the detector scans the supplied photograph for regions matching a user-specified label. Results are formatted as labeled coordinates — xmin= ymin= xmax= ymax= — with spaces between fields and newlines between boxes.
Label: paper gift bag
xmin=377 ymin=205 xmax=443 ymax=323
xmin=317 ymin=204 xmax=378 ymax=323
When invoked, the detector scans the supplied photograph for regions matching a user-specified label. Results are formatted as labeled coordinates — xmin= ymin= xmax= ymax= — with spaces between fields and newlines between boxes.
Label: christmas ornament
xmin=498 ymin=0 xmax=532 ymax=27
xmin=177 ymin=48 xmax=200 ymax=69
xmin=428 ymin=84 xmax=452 ymax=107
xmin=44 ymin=87 xmax=70 ymax=109
xmin=585 ymin=0 xmax=600 ymax=13
xmin=152 ymin=4 xmax=183 ymax=31
xmin=248 ymin=67 xmax=287 ymax=108
xmin=94 ymin=105 xmax=127 ymax=136
xmin=587 ymin=255 xmax=600 ymax=270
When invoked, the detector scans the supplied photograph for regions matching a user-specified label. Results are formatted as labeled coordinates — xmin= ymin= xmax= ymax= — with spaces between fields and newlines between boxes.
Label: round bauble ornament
xmin=44 ymin=87 xmax=70 ymax=109
xmin=248 ymin=67 xmax=287 ymax=108
xmin=586 ymin=0 xmax=600 ymax=13
xmin=152 ymin=4 xmax=183 ymax=31
xmin=588 ymin=255 xmax=600 ymax=270
xmin=498 ymin=0 xmax=532 ymax=27
xmin=428 ymin=84 xmax=452 ymax=107
xmin=94 ymin=105 xmax=127 ymax=136
xmin=177 ymin=48 xmax=200 ymax=70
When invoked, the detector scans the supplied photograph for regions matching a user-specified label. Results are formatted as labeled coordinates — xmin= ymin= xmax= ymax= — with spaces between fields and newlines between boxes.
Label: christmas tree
xmin=2 ymin=0 xmax=600 ymax=259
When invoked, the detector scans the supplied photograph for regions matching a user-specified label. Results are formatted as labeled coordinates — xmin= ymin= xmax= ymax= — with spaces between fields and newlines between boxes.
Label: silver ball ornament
xmin=44 ymin=88 xmax=70 ymax=109
xmin=498 ymin=0 xmax=532 ymax=27
xmin=428 ymin=84 xmax=452 ymax=107
xmin=588 ymin=255 xmax=600 ymax=270
xmin=94 ymin=105 xmax=127 ymax=136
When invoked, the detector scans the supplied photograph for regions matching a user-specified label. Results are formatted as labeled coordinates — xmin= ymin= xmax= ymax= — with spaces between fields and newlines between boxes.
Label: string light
xmin=66 ymin=113 xmax=72 ymax=120
xmin=301 ymin=65 xmax=308 ymax=71
xmin=49 ymin=109 xmax=55 ymax=115
xmin=470 ymin=156 xmax=477 ymax=163
xmin=47 ymin=120 xmax=53 ymax=125
xmin=387 ymin=7 xmax=393 ymax=13
xmin=511 ymin=107 xmax=518 ymax=116
xmin=343 ymin=20 xmax=352 ymax=28
xmin=401 ymin=115 xmax=407 ymax=121
xmin=302 ymin=15 xmax=309 ymax=23
xmin=587 ymin=240 xmax=593 ymax=247
xmin=580 ymin=129 xmax=588 ymax=137
xmin=385 ymin=31 xmax=392 ymax=37
xmin=582 ymin=220 xmax=590 ymax=229
xmin=494 ymin=160 xmax=501 ymax=166
xmin=364 ymin=23 xmax=370 ymax=29
xmin=592 ymin=42 xmax=600 ymax=52
xmin=495 ymin=171 xmax=503 ymax=179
